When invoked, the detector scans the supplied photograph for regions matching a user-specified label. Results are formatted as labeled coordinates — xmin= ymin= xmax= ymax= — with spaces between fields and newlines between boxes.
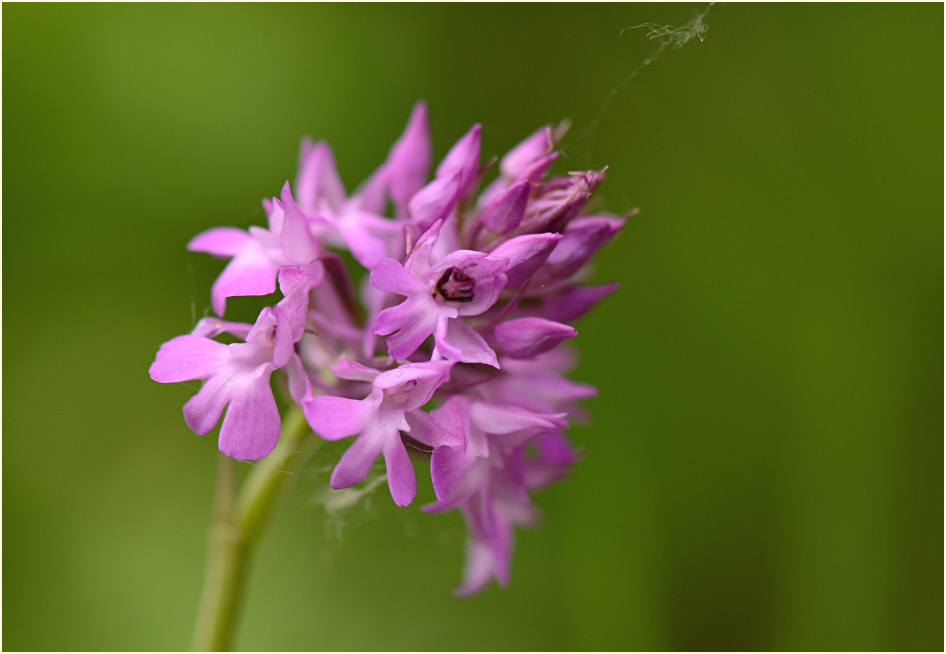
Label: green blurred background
xmin=3 ymin=3 xmax=942 ymax=651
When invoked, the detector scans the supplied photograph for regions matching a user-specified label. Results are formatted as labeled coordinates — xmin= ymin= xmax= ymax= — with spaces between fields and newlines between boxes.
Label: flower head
xmin=151 ymin=103 xmax=622 ymax=593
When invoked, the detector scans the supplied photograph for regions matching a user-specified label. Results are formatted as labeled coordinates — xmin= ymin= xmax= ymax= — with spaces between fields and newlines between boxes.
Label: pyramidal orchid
xmin=151 ymin=102 xmax=623 ymax=648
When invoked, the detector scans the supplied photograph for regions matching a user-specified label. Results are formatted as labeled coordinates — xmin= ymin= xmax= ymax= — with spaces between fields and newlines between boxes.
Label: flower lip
xmin=436 ymin=267 xmax=475 ymax=303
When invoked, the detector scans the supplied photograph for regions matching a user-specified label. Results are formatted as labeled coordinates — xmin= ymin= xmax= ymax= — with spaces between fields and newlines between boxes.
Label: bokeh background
xmin=4 ymin=3 xmax=942 ymax=651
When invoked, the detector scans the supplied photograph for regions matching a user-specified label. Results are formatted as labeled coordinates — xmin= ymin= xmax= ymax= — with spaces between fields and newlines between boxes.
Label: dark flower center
xmin=436 ymin=267 xmax=475 ymax=303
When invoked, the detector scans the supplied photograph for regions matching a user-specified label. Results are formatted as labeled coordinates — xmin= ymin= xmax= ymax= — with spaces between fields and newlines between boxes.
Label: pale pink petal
xmin=211 ymin=250 xmax=279 ymax=316
xmin=187 ymin=227 xmax=254 ymax=258
xmin=279 ymin=182 xmax=319 ymax=265
xmin=190 ymin=318 xmax=252 ymax=340
xmin=149 ymin=335 xmax=229 ymax=383
xmin=295 ymin=138 xmax=346 ymax=214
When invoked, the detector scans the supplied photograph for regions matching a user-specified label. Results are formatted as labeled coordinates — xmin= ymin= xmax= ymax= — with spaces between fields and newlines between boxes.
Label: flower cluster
xmin=150 ymin=102 xmax=622 ymax=595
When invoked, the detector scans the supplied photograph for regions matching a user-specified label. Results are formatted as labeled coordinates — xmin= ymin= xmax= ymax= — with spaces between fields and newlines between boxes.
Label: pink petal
xmin=279 ymin=182 xmax=320 ymax=265
xmin=478 ymin=180 xmax=530 ymax=234
xmin=455 ymin=537 xmax=498 ymax=597
xmin=149 ymin=335 xmax=229 ymax=383
xmin=181 ymin=374 xmax=232 ymax=436
xmin=369 ymin=257 xmax=427 ymax=298
xmin=469 ymin=402 xmax=567 ymax=435
xmin=500 ymin=125 xmax=553 ymax=179
xmin=531 ymin=282 xmax=620 ymax=323
xmin=383 ymin=436 xmax=417 ymax=506
xmin=330 ymin=425 xmax=385 ymax=489
xmin=439 ymin=318 xmax=499 ymax=368
xmin=516 ymin=152 xmax=558 ymax=184
xmin=435 ymin=123 xmax=481 ymax=201
xmin=494 ymin=317 xmax=577 ymax=359
xmin=404 ymin=409 xmax=461 ymax=450
xmin=187 ymin=227 xmax=254 ymax=258
xmin=217 ymin=372 xmax=280 ymax=461
xmin=374 ymin=297 xmax=441 ymax=360
xmin=387 ymin=101 xmax=432 ymax=211
xmin=284 ymin=353 xmax=311 ymax=406
xmin=542 ymin=215 xmax=624 ymax=279
xmin=304 ymin=393 xmax=378 ymax=441
xmin=190 ymin=318 xmax=252 ymax=340
xmin=295 ymin=138 xmax=346 ymax=214
xmin=408 ymin=170 xmax=461 ymax=231
xmin=329 ymin=354 xmax=381 ymax=382
xmin=490 ymin=233 xmax=562 ymax=287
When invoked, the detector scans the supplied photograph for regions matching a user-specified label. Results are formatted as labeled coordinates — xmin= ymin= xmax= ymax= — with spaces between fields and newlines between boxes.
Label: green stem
xmin=191 ymin=406 xmax=314 ymax=651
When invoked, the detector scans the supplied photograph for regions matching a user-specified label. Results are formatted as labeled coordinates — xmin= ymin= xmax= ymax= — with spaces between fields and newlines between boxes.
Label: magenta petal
xmin=408 ymin=170 xmax=461 ymax=231
xmin=490 ymin=233 xmax=562 ymax=287
xmin=500 ymin=125 xmax=553 ymax=179
xmin=187 ymin=227 xmax=254 ymax=258
xmin=494 ymin=317 xmax=577 ymax=359
xmin=542 ymin=216 xmax=624 ymax=279
xmin=276 ymin=264 xmax=321 ymax=343
xmin=271 ymin=305 xmax=295 ymax=369
xmin=303 ymin=394 xmax=376 ymax=441
xmin=217 ymin=373 xmax=280 ymax=460
xmin=374 ymin=297 xmax=440 ymax=360
xmin=469 ymin=402 xmax=567 ymax=434
xmin=532 ymin=282 xmax=620 ymax=323
xmin=330 ymin=427 xmax=384 ymax=489
xmin=329 ymin=354 xmax=381 ymax=382
xmin=369 ymin=257 xmax=427 ymax=297
xmin=373 ymin=361 xmax=454 ymax=410
xmin=295 ymin=138 xmax=346 ymax=214
xmin=430 ymin=446 xmax=478 ymax=504
xmin=436 ymin=123 xmax=481 ymax=201
xmin=517 ymin=152 xmax=559 ymax=184
xmin=383 ymin=437 xmax=417 ymax=507
xmin=404 ymin=409 xmax=461 ymax=450
xmin=181 ymin=374 xmax=231 ymax=436
xmin=284 ymin=353 xmax=310 ymax=406
xmin=479 ymin=180 xmax=530 ymax=234
xmin=387 ymin=101 xmax=432 ymax=211
xmin=440 ymin=318 xmax=499 ymax=368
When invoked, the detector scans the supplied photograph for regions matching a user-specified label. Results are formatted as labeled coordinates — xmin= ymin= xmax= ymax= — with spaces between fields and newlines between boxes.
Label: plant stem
xmin=191 ymin=406 xmax=314 ymax=651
